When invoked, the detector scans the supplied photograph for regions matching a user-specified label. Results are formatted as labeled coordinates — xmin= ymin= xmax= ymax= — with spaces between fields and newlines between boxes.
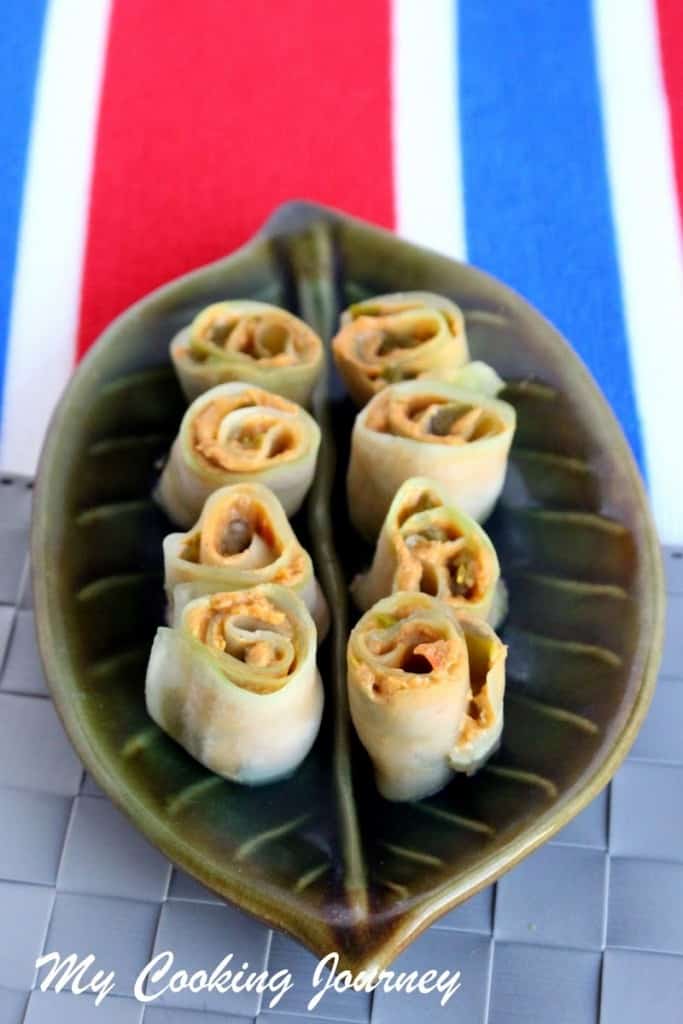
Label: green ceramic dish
xmin=32 ymin=201 xmax=665 ymax=973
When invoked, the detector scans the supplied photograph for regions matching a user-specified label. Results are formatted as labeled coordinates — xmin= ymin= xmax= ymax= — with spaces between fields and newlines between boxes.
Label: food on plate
xmin=156 ymin=382 xmax=320 ymax=527
xmin=347 ymin=379 xmax=516 ymax=537
xmin=331 ymin=291 xmax=469 ymax=406
xmin=346 ymin=592 xmax=507 ymax=801
xmin=145 ymin=584 xmax=323 ymax=784
xmin=170 ymin=300 xmax=324 ymax=404
xmin=351 ymin=476 xmax=506 ymax=627
xmin=162 ymin=482 xmax=328 ymax=635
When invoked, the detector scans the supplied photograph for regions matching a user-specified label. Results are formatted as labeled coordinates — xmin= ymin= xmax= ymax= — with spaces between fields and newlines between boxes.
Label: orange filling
xmin=366 ymin=391 xmax=503 ymax=445
xmin=180 ymin=494 xmax=307 ymax=587
xmin=188 ymin=308 xmax=318 ymax=367
xmin=457 ymin=635 xmax=497 ymax=744
xmin=361 ymin=617 xmax=461 ymax=697
xmin=191 ymin=390 xmax=302 ymax=472
xmin=334 ymin=311 xmax=442 ymax=374
xmin=396 ymin=527 xmax=488 ymax=603
xmin=184 ymin=591 xmax=297 ymax=688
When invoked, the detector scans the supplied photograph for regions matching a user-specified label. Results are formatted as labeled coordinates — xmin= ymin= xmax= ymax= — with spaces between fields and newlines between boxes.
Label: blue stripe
xmin=0 ymin=0 xmax=49 ymax=424
xmin=457 ymin=0 xmax=645 ymax=469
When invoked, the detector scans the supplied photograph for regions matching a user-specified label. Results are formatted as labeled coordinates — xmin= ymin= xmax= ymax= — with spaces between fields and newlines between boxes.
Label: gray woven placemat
xmin=1 ymin=473 xmax=681 ymax=1024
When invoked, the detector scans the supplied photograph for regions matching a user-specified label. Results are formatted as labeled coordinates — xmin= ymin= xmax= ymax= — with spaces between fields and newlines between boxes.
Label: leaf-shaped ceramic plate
xmin=32 ymin=201 xmax=664 ymax=973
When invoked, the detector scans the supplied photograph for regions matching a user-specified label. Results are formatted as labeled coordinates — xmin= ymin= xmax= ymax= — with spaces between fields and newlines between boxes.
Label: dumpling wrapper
xmin=445 ymin=360 xmax=505 ymax=398
xmin=171 ymin=300 xmax=324 ymax=405
xmin=448 ymin=613 xmax=507 ymax=773
xmin=332 ymin=291 xmax=470 ymax=406
xmin=146 ymin=584 xmax=323 ymax=785
xmin=352 ymin=476 xmax=507 ymax=628
xmin=347 ymin=379 xmax=516 ymax=538
xmin=163 ymin=481 xmax=328 ymax=637
xmin=156 ymin=382 xmax=321 ymax=527
xmin=347 ymin=592 xmax=507 ymax=801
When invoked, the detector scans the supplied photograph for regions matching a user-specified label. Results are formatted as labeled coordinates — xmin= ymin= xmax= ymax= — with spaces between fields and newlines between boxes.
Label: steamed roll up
xmin=146 ymin=584 xmax=323 ymax=785
xmin=171 ymin=300 xmax=324 ymax=404
xmin=351 ymin=477 xmax=505 ymax=627
xmin=156 ymin=382 xmax=321 ymax=527
xmin=347 ymin=592 xmax=507 ymax=801
xmin=347 ymin=379 xmax=516 ymax=538
xmin=331 ymin=292 xmax=469 ymax=406
xmin=163 ymin=482 xmax=328 ymax=636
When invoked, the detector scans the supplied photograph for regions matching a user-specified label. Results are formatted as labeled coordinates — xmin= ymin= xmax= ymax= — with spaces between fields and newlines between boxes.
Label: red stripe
xmin=77 ymin=0 xmax=394 ymax=357
xmin=656 ymin=0 xmax=683 ymax=234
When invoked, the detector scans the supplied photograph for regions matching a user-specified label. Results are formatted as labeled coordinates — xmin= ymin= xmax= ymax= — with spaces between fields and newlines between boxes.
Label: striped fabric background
xmin=1 ymin=0 xmax=682 ymax=540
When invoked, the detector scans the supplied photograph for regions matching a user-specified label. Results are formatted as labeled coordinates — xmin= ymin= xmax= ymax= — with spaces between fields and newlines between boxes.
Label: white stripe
xmin=594 ymin=0 xmax=683 ymax=544
xmin=391 ymin=0 xmax=466 ymax=260
xmin=0 ymin=0 xmax=111 ymax=475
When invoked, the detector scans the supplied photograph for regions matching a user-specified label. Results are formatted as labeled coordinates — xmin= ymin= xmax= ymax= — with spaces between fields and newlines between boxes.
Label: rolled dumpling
xmin=163 ymin=482 xmax=328 ymax=636
xmin=347 ymin=379 xmax=516 ymax=538
xmin=146 ymin=584 xmax=323 ymax=785
xmin=351 ymin=477 xmax=505 ymax=627
xmin=156 ymin=382 xmax=321 ymax=527
xmin=331 ymin=291 xmax=469 ymax=406
xmin=170 ymin=300 xmax=324 ymax=405
xmin=346 ymin=592 xmax=506 ymax=801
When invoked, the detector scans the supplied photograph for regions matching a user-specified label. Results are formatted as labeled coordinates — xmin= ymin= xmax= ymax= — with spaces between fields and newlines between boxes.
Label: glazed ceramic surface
xmin=32 ymin=202 xmax=664 ymax=973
